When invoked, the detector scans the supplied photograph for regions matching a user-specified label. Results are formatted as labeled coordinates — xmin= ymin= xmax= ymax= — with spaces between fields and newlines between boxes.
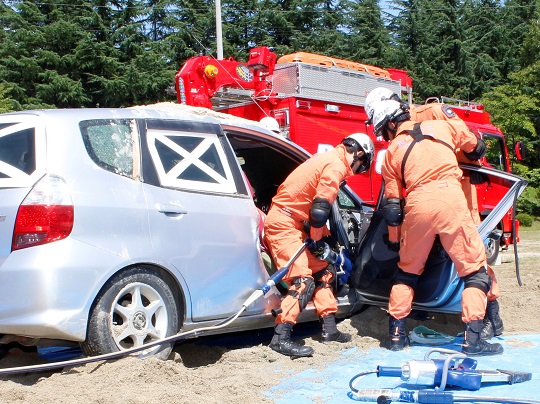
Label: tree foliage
xmin=0 ymin=0 xmax=179 ymax=108
xmin=0 ymin=0 xmax=539 ymax=168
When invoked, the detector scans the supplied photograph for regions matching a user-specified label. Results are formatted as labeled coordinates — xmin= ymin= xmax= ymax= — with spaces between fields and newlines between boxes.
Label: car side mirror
xmin=514 ymin=141 xmax=525 ymax=161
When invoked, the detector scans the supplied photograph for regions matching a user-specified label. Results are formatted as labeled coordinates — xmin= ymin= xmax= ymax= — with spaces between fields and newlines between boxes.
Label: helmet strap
xmin=351 ymin=151 xmax=367 ymax=174
xmin=387 ymin=125 xmax=397 ymax=141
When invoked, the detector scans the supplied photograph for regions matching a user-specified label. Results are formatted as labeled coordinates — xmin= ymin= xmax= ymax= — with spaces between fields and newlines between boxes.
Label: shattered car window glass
xmin=0 ymin=127 xmax=36 ymax=178
xmin=80 ymin=120 xmax=136 ymax=179
xmin=337 ymin=189 xmax=357 ymax=209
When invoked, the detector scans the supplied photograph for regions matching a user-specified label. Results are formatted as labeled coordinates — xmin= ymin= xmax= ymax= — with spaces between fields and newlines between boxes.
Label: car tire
xmin=0 ymin=345 xmax=10 ymax=359
xmin=486 ymin=237 xmax=500 ymax=266
xmin=81 ymin=267 xmax=180 ymax=360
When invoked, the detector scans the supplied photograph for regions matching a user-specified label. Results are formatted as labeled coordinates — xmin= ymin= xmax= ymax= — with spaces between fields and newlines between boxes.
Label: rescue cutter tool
xmin=305 ymin=237 xmax=353 ymax=284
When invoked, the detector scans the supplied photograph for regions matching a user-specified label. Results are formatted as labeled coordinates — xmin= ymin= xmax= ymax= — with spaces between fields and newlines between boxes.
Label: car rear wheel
xmin=81 ymin=267 xmax=180 ymax=360
xmin=486 ymin=237 xmax=500 ymax=266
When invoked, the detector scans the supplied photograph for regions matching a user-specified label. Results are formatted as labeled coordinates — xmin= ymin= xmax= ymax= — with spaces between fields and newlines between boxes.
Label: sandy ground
xmin=0 ymin=229 xmax=539 ymax=403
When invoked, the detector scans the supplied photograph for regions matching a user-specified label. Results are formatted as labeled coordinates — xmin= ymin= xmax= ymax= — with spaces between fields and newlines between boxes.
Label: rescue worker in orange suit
xmin=365 ymin=88 xmax=503 ymax=342
xmin=264 ymin=134 xmax=375 ymax=357
xmin=367 ymin=98 xmax=503 ymax=356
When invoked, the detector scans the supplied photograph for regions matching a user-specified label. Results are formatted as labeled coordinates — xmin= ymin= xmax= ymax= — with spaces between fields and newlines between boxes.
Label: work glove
xmin=322 ymin=234 xmax=337 ymax=248
xmin=383 ymin=233 xmax=400 ymax=253
xmin=469 ymin=171 xmax=489 ymax=185
xmin=308 ymin=239 xmax=328 ymax=259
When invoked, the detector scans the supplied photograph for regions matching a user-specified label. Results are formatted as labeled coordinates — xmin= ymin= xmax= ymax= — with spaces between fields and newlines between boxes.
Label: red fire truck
xmin=175 ymin=46 xmax=522 ymax=264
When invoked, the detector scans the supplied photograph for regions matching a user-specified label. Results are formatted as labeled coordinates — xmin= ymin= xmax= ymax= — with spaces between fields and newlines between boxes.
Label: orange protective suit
xmin=409 ymin=103 xmax=499 ymax=303
xmin=382 ymin=119 xmax=489 ymax=323
xmin=409 ymin=103 xmax=481 ymax=222
xmin=264 ymin=144 xmax=353 ymax=324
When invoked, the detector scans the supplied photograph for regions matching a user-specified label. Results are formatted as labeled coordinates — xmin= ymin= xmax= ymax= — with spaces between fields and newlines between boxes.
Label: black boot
xmin=481 ymin=301 xmax=504 ymax=340
xmin=269 ymin=323 xmax=314 ymax=357
xmin=389 ymin=317 xmax=408 ymax=351
xmin=463 ymin=320 xmax=503 ymax=356
xmin=320 ymin=314 xmax=351 ymax=343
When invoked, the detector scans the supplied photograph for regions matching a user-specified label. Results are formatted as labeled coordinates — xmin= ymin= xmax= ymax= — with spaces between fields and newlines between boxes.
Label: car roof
xmin=1 ymin=103 xmax=279 ymax=137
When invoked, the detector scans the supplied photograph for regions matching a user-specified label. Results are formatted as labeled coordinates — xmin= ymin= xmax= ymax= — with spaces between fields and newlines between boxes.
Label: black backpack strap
xmin=400 ymin=123 xmax=456 ymax=189
xmin=406 ymin=122 xmax=424 ymax=141
xmin=400 ymin=123 xmax=423 ymax=188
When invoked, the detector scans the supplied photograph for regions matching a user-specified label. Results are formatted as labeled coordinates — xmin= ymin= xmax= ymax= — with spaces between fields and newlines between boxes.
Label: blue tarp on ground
xmin=266 ymin=334 xmax=540 ymax=403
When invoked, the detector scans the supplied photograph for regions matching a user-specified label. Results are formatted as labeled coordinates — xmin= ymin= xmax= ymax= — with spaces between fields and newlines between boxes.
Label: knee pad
xmin=463 ymin=266 xmax=492 ymax=294
xmin=290 ymin=277 xmax=316 ymax=311
xmin=381 ymin=198 xmax=403 ymax=226
xmin=393 ymin=268 xmax=420 ymax=289
xmin=313 ymin=266 xmax=336 ymax=290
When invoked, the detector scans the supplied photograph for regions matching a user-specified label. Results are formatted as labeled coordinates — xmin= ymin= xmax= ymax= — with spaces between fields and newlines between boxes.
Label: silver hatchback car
xmin=0 ymin=104 xmax=527 ymax=359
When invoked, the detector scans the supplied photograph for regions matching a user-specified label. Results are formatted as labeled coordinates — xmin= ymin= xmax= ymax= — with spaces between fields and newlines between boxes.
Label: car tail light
xmin=12 ymin=175 xmax=74 ymax=251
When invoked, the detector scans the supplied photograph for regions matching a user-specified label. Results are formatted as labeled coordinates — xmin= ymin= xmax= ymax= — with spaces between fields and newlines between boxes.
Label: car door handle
xmin=156 ymin=204 xmax=188 ymax=216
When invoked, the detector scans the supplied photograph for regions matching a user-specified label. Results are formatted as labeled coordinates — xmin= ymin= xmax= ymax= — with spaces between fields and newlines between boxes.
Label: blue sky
xmin=380 ymin=0 xmax=396 ymax=16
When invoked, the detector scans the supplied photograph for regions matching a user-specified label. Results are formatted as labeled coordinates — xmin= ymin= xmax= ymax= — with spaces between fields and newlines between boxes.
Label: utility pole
xmin=216 ymin=0 xmax=224 ymax=59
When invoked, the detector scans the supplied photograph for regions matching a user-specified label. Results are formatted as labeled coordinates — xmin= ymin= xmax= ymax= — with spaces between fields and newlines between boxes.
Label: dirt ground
xmin=0 ymin=228 xmax=539 ymax=403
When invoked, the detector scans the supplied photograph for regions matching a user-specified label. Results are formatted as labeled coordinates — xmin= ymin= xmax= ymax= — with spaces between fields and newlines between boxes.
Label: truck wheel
xmin=82 ymin=267 xmax=180 ymax=360
xmin=485 ymin=237 xmax=500 ymax=266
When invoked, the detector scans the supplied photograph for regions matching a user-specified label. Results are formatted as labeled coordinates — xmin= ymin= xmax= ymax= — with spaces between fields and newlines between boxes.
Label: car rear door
xmin=139 ymin=119 xmax=267 ymax=322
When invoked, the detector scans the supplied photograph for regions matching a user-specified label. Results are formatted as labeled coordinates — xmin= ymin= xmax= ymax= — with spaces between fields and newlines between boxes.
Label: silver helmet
xmin=365 ymin=87 xmax=400 ymax=123
xmin=342 ymin=133 xmax=375 ymax=174
xmin=370 ymin=99 xmax=409 ymax=141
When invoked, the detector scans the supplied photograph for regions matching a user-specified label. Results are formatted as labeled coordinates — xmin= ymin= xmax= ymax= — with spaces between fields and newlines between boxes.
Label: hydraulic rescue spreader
xmin=348 ymin=348 xmax=535 ymax=404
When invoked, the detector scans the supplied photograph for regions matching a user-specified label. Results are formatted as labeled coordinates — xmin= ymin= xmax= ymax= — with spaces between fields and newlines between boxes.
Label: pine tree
xmin=343 ymin=0 xmax=394 ymax=65
xmin=252 ymin=0 xmax=296 ymax=54
xmin=0 ymin=83 xmax=14 ymax=113
xmin=389 ymin=0 xmax=459 ymax=101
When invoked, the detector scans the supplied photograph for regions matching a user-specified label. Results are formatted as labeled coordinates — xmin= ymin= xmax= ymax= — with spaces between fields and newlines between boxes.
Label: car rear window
xmin=80 ymin=119 xmax=138 ymax=179
xmin=0 ymin=125 xmax=36 ymax=178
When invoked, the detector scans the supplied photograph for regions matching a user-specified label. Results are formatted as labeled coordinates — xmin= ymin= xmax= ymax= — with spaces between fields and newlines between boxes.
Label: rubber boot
xmin=320 ymin=314 xmax=351 ymax=343
xmin=389 ymin=317 xmax=408 ymax=351
xmin=462 ymin=320 xmax=503 ymax=356
xmin=480 ymin=301 xmax=504 ymax=340
xmin=269 ymin=323 xmax=314 ymax=357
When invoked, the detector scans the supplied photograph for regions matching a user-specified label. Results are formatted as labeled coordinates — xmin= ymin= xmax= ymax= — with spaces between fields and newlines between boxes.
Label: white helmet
xmin=371 ymin=99 xmax=409 ymax=140
xmin=365 ymin=87 xmax=401 ymax=123
xmin=342 ymin=133 xmax=375 ymax=174
xmin=259 ymin=116 xmax=280 ymax=134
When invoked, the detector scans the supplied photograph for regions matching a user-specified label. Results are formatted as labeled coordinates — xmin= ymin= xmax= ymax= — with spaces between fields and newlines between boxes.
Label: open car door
xmin=346 ymin=163 xmax=528 ymax=314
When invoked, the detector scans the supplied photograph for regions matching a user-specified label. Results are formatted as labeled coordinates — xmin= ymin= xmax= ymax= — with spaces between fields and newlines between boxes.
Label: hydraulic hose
xmin=349 ymin=370 xmax=379 ymax=393
xmin=512 ymin=179 xmax=526 ymax=286
xmin=0 ymin=241 xmax=309 ymax=376
xmin=0 ymin=306 xmax=244 ymax=376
